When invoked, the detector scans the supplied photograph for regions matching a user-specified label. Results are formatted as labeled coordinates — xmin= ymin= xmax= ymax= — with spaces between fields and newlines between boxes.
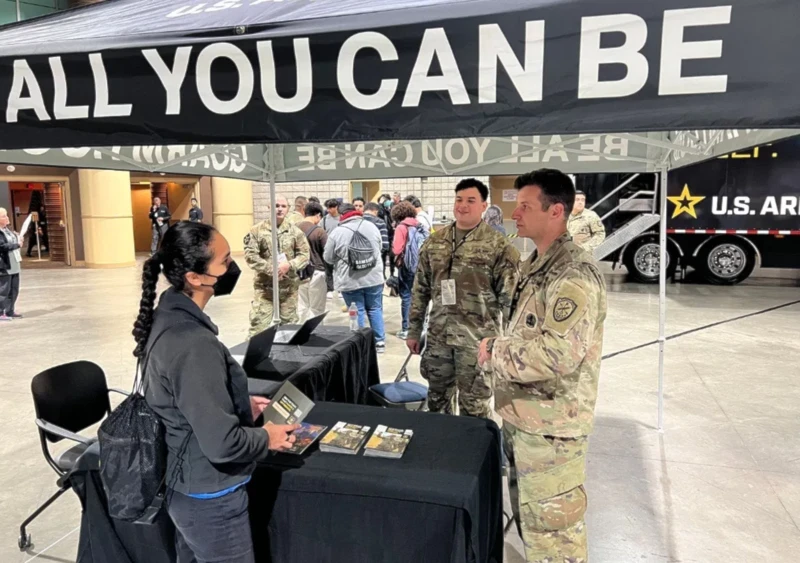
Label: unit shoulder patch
xmin=553 ymin=297 xmax=577 ymax=322
xmin=544 ymin=277 xmax=592 ymax=336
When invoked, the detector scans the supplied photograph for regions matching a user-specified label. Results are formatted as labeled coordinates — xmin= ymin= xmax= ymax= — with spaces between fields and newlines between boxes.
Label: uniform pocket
xmin=523 ymin=484 xmax=587 ymax=532
xmin=513 ymin=433 xmax=587 ymax=505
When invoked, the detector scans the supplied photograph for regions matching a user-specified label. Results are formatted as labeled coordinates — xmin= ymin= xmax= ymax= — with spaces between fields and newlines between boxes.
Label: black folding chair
xmin=369 ymin=317 xmax=429 ymax=411
xmin=19 ymin=361 xmax=126 ymax=551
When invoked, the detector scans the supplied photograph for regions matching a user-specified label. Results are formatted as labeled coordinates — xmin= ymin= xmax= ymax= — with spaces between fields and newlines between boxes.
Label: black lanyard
xmin=447 ymin=224 xmax=480 ymax=279
xmin=509 ymin=253 xmax=538 ymax=316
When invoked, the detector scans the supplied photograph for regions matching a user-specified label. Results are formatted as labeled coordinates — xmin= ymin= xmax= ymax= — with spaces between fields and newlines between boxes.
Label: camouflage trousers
xmin=503 ymin=423 xmax=588 ymax=563
xmin=248 ymin=290 xmax=299 ymax=338
xmin=419 ymin=342 xmax=492 ymax=418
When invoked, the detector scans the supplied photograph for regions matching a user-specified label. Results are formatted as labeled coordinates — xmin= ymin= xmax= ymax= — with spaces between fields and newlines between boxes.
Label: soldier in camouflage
xmin=479 ymin=169 xmax=607 ymax=563
xmin=408 ymin=178 xmax=519 ymax=419
xmin=285 ymin=210 xmax=304 ymax=227
xmin=244 ymin=196 xmax=310 ymax=337
xmin=567 ymin=190 xmax=605 ymax=253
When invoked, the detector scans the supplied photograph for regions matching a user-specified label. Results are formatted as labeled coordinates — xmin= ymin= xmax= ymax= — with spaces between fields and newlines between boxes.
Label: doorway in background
xmin=44 ymin=183 xmax=68 ymax=264
xmin=130 ymin=181 xmax=197 ymax=254
xmin=9 ymin=181 xmax=70 ymax=265
xmin=131 ymin=185 xmax=154 ymax=253
xmin=350 ymin=180 xmax=382 ymax=203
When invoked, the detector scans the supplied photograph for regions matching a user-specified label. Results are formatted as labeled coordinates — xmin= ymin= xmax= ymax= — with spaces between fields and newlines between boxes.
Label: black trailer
xmin=587 ymin=137 xmax=800 ymax=284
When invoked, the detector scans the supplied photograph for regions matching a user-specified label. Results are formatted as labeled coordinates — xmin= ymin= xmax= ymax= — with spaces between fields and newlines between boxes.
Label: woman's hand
xmin=264 ymin=422 xmax=301 ymax=451
xmin=250 ymin=396 xmax=270 ymax=421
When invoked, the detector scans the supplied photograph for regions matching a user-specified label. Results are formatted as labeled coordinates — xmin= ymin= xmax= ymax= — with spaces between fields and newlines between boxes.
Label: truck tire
xmin=696 ymin=238 xmax=755 ymax=285
xmin=622 ymin=235 xmax=677 ymax=284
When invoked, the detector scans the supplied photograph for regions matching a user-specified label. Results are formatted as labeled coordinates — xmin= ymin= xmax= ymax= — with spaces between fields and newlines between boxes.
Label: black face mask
xmin=202 ymin=260 xmax=241 ymax=297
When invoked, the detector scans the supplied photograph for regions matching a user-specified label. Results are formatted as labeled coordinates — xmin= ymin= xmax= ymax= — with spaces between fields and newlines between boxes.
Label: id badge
xmin=277 ymin=253 xmax=288 ymax=263
xmin=441 ymin=279 xmax=457 ymax=305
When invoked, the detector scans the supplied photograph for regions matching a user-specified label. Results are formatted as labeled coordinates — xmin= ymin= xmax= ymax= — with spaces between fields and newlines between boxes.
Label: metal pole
xmin=16 ymin=0 xmax=21 ymax=22
xmin=657 ymin=167 xmax=668 ymax=431
xmin=267 ymin=147 xmax=281 ymax=325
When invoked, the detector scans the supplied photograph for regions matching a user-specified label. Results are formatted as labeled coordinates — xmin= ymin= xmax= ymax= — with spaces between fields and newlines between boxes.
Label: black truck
xmin=578 ymin=137 xmax=800 ymax=284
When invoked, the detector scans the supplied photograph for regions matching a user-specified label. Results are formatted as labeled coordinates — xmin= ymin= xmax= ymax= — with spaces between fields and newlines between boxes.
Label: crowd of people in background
xmin=242 ymin=187 xmax=501 ymax=353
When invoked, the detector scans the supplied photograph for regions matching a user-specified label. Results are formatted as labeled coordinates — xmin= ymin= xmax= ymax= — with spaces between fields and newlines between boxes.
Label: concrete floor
xmin=2 ymin=263 xmax=799 ymax=563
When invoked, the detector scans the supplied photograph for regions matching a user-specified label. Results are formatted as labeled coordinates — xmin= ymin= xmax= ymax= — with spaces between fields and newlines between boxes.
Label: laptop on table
xmin=241 ymin=324 xmax=278 ymax=375
xmin=273 ymin=312 xmax=328 ymax=345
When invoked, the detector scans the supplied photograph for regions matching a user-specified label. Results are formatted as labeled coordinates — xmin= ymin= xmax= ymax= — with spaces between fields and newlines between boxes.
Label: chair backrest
xmin=31 ymin=361 xmax=112 ymax=443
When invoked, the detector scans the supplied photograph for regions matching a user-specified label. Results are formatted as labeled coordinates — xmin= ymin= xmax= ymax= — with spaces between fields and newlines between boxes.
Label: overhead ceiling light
xmin=6 ymin=165 xmax=15 ymax=172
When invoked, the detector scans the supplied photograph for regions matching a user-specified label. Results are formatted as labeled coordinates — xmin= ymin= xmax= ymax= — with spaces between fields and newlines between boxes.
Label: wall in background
xmin=252 ymin=176 xmax=489 ymax=224
xmin=0 ymin=182 xmax=11 ymax=219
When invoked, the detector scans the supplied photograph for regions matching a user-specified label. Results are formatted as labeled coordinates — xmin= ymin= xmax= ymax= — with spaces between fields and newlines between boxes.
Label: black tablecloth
xmin=231 ymin=326 xmax=380 ymax=405
xmin=72 ymin=404 xmax=503 ymax=563
xmin=71 ymin=443 xmax=176 ymax=563
xmin=250 ymin=402 xmax=504 ymax=563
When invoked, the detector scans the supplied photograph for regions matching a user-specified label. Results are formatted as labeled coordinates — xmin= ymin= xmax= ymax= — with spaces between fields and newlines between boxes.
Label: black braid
xmin=132 ymin=253 xmax=162 ymax=358
xmin=132 ymin=221 xmax=217 ymax=358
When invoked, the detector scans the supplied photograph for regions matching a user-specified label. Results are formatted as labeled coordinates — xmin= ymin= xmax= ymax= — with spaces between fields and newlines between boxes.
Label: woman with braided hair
xmin=136 ymin=221 xmax=299 ymax=563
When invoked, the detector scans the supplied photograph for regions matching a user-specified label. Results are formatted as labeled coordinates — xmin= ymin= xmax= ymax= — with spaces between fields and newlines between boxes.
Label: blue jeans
xmin=398 ymin=267 xmax=415 ymax=331
xmin=341 ymin=284 xmax=385 ymax=343
xmin=168 ymin=487 xmax=255 ymax=563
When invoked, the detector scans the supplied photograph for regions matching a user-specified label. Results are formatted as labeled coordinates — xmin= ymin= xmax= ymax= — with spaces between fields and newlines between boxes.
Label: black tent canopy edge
xmin=0 ymin=0 xmax=799 ymax=150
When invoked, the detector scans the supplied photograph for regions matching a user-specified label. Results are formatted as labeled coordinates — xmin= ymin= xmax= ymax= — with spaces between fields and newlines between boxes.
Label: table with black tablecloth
xmin=230 ymin=326 xmax=380 ymax=405
xmin=72 ymin=403 xmax=503 ymax=563
xmin=249 ymin=402 xmax=504 ymax=563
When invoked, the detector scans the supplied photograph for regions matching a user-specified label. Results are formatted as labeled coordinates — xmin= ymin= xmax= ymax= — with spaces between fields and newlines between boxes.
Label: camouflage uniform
xmin=489 ymin=232 xmax=606 ymax=563
xmin=409 ymin=221 xmax=519 ymax=418
xmin=285 ymin=210 xmax=304 ymax=227
xmin=567 ymin=209 xmax=606 ymax=253
xmin=244 ymin=219 xmax=310 ymax=337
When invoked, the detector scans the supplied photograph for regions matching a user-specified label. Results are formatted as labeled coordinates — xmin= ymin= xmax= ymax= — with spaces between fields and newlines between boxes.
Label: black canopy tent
xmin=2 ymin=0 xmax=800 ymax=429
xmin=1 ymin=0 xmax=800 ymax=148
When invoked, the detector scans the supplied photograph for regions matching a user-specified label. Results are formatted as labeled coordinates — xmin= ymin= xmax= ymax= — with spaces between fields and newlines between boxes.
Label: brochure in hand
xmin=284 ymin=422 xmax=328 ymax=455
xmin=262 ymin=380 xmax=315 ymax=425
xmin=319 ymin=421 xmax=371 ymax=455
xmin=363 ymin=425 xmax=414 ymax=459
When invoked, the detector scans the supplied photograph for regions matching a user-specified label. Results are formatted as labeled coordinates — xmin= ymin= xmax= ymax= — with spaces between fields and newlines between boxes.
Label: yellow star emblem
xmin=667 ymin=184 xmax=706 ymax=219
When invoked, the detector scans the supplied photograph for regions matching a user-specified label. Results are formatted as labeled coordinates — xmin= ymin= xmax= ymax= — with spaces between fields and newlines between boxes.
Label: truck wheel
xmin=696 ymin=239 xmax=755 ymax=285
xmin=623 ymin=235 xmax=677 ymax=284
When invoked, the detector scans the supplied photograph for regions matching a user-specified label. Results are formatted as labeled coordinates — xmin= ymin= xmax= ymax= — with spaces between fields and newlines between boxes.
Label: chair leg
xmin=18 ymin=486 xmax=69 ymax=551
xmin=503 ymin=512 xmax=518 ymax=537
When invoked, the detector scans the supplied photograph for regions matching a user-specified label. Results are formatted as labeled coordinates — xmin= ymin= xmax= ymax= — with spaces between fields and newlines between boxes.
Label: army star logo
xmin=243 ymin=233 xmax=252 ymax=246
xmin=667 ymin=184 xmax=706 ymax=219
xmin=553 ymin=298 xmax=577 ymax=322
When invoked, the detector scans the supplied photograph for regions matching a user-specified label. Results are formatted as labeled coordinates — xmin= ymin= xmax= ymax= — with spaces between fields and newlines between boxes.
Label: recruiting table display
xmin=232 ymin=326 xmax=381 ymax=405
xmin=2 ymin=0 xmax=800 ymax=436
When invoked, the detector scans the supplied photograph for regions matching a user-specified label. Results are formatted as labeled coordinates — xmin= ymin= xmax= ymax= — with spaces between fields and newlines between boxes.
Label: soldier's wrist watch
xmin=485 ymin=338 xmax=495 ymax=353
